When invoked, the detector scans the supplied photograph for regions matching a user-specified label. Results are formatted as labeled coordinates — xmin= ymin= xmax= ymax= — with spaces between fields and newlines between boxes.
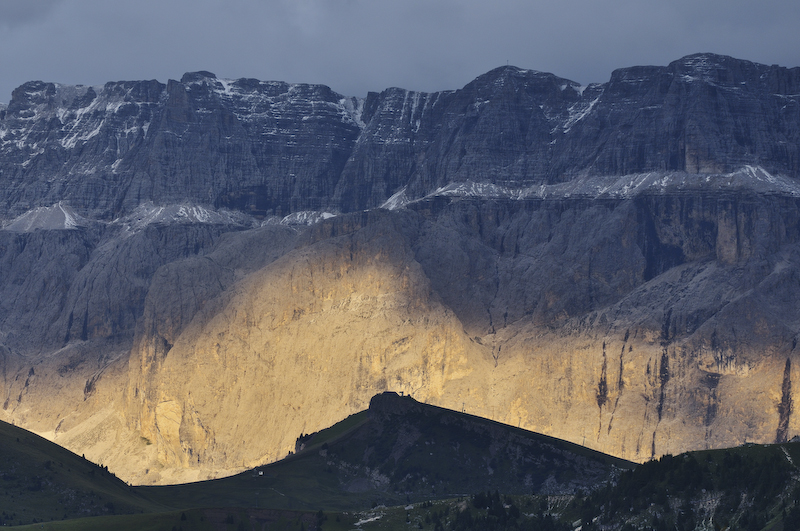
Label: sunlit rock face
xmin=125 ymin=211 xmax=480 ymax=483
xmin=404 ymin=192 xmax=800 ymax=462
xmin=120 ymin=193 xmax=800 ymax=483
xmin=2 ymin=192 xmax=800 ymax=485
xmin=2 ymin=53 xmax=800 ymax=484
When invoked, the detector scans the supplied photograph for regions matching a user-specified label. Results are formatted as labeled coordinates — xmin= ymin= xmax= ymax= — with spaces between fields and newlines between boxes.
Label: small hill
xmin=315 ymin=392 xmax=631 ymax=499
xmin=0 ymin=392 xmax=631 ymax=527
xmin=563 ymin=441 xmax=800 ymax=531
xmin=0 ymin=419 xmax=165 ymax=526
xmin=143 ymin=392 xmax=632 ymax=512
xmin=5 ymin=393 xmax=800 ymax=530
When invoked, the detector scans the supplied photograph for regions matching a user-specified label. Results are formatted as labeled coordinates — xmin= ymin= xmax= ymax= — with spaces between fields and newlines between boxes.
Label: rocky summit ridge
xmin=2 ymin=54 xmax=800 ymax=485
xmin=1 ymin=53 xmax=799 ymax=221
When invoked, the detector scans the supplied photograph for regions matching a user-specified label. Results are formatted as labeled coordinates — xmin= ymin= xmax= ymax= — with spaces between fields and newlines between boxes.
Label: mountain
xmin=1 ymin=53 xmax=800 ymax=485
xmin=1 ymin=54 xmax=798 ymax=220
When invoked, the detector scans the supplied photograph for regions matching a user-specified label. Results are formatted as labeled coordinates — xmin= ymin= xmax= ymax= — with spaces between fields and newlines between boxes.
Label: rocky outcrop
xmin=0 ymin=75 xmax=362 ymax=220
xmin=0 ymin=214 xmax=250 ymax=357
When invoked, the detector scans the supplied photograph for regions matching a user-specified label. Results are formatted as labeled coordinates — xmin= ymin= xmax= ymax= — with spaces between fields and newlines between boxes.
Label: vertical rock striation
xmin=1 ymin=54 xmax=800 ymax=483
xmin=1 ymin=53 xmax=799 ymax=220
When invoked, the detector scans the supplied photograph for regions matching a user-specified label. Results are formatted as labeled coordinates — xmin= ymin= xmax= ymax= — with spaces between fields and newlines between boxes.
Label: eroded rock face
xmin=2 ymin=191 xmax=800 ymax=484
xmin=1 ymin=54 xmax=799 ymax=220
xmin=123 ymin=211 xmax=477 ymax=482
xmin=2 ymin=54 xmax=800 ymax=484
xmin=0 ymin=75 xmax=362 ymax=220
xmin=118 ymin=194 xmax=800 ymax=483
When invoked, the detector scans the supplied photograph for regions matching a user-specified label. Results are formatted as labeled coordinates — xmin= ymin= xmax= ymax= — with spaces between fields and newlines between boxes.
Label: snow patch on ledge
xmin=113 ymin=202 xmax=256 ymax=233
xmin=404 ymin=167 xmax=800 ymax=206
xmin=428 ymin=181 xmax=523 ymax=200
xmin=2 ymin=202 xmax=88 ymax=232
xmin=380 ymin=187 xmax=410 ymax=210
xmin=274 ymin=211 xmax=337 ymax=226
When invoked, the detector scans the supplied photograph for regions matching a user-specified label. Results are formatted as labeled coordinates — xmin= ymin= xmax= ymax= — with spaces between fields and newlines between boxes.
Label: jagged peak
xmin=462 ymin=64 xmax=581 ymax=102
xmin=670 ymin=52 xmax=755 ymax=71
xmin=12 ymin=80 xmax=55 ymax=95
xmin=5 ymin=79 xmax=164 ymax=117
xmin=177 ymin=72 xmax=347 ymax=104
xmin=665 ymin=53 xmax=800 ymax=89
xmin=52 ymin=84 xmax=100 ymax=110
xmin=471 ymin=64 xmax=578 ymax=87
xmin=372 ymin=73 xmax=524 ymax=102
xmin=605 ymin=53 xmax=787 ymax=93
xmin=180 ymin=71 xmax=218 ymax=84
xmin=608 ymin=64 xmax=666 ymax=84
xmin=481 ymin=64 xmax=549 ymax=79
xmin=8 ymin=80 xmax=57 ymax=108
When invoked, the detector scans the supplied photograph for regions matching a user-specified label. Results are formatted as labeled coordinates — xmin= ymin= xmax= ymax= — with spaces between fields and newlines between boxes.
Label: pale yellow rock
xmin=1 ymin=219 xmax=796 ymax=486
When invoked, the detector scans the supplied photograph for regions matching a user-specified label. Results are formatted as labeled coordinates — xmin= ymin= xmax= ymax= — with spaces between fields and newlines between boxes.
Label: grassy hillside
xmin=141 ymin=392 xmax=631 ymax=513
xmin=10 ymin=508 xmax=325 ymax=531
xmin=6 ymin=393 xmax=800 ymax=530
xmin=571 ymin=442 xmax=800 ymax=531
xmin=0 ymin=392 xmax=628 ymax=525
xmin=0 ymin=419 xmax=166 ymax=526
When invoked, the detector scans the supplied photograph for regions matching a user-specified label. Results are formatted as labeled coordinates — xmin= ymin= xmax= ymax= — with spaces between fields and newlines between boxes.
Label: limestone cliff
xmin=3 ymin=188 xmax=800 ymax=484
xmin=1 ymin=54 xmax=798 ymax=220
xmin=1 ymin=54 xmax=800 ymax=484
xmin=108 ymin=191 xmax=800 ymax=483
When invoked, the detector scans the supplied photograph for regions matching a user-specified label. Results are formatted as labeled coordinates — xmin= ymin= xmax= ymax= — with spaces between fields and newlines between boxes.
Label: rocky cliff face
xmin=2 ymin=54 xmax=800 ymax=484
xmin=1 ymin=54 xmax=798 ymax=219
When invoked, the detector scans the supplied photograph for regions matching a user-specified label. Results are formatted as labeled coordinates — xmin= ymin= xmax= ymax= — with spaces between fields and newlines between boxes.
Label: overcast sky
xmin=1 ymin=0 xmax=799 ymax=104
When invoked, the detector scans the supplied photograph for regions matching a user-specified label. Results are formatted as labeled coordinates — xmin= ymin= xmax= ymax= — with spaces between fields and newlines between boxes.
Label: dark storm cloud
xmin=0 ymin=0 xmax=798 ymax=104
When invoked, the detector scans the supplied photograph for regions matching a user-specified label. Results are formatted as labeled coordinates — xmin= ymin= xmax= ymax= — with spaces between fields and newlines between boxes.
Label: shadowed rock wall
xmin=1 ymin=54 xmax=799 ymax=219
